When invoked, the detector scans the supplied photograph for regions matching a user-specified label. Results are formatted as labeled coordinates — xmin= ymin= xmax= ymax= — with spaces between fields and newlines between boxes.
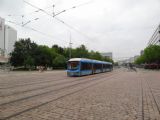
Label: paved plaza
xmin=0 ymin=69 xmax=160 ymax=120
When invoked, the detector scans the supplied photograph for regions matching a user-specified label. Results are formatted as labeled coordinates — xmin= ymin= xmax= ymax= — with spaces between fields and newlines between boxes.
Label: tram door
xmin=92 ymin=63 xmax=96 ymax=74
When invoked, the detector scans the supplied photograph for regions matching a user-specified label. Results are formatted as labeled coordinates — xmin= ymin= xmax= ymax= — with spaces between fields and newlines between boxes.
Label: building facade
xmin=0 ymin=17 xmax=17 ymax=62
xmin=101 ymin=52 xmax=112 ymax=59
xmin=148 ymin=24 xmax=160 ymax=46
xmin=140 ymin=50 xmax=144 ymax=56
xmin=4 ymin=25 xmax=17 ymax=57
xmin=0 ymin=17 xmax=5 ymax=56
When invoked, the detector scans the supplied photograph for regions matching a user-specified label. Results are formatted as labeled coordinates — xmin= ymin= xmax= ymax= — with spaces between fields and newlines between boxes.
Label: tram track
xmin=0 ymin=71 xmax=119 ymax=120
xmin=0 ymin=72 xmax=66 ymax=89
xmin=0 ymin=71 xmax=64 ymax=83
xmin=141 ymin=79 xmax=144 ymax=120
xmin=145 ymin=78 xmax=160 ymax=114
xmin=0 ymin=72 xmax=117 ymax=105
xmin=0 ymin=76 xmax=72 ymax=96
xmin=0 ymin=72 xmax=112 ymax=97
xmin=139 ymin=75 xmax=160 ymax=120
xmin=0 ymin=78 xmax=78 ymax=97
xmin=0 ymin=71 xmax=109 ymax=89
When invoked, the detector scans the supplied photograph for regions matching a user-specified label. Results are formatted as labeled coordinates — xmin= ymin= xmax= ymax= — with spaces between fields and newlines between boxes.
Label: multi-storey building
xmin=148 ymin=24 xmax=160 ymax=46
xmin=0 ymin=17 xmax=5 ymax=56
xmin=101 ymin=52 xmax=113 ymax=59
xmin=0 ymin=17 xmax=17 ymax=62
xmin=4 ymin=25 xmax=17 ymax=57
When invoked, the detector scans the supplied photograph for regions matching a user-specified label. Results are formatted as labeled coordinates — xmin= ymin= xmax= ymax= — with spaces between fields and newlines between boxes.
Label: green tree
xmin=135 ymin=55 xmax=145 ymax=64
xmin=52 ymin=44 xmax=64 ymax=55
xmin=10 ymin=38 xmax=114 ymax=70
xmin=74 ymin=45 xmax=89 ymax=58
xmin=24 ymin=55 xmax=35 ymax=69
xmin=135 ymin=45 xmax=160 ymax=64
xmin=143 ymin=45 xmax=160 ymax=63
xmin=52 ymin=55 xmax=66 ymax=68
xmin=89 ymin=51 xmax=102 ymax=60
xmin=103 ymin=57 xmax=114 ymax=63
xmin=10 ymin=38 xmax=37 ymax=67
xmin=34 ymin=45 xmax=56 ymax=67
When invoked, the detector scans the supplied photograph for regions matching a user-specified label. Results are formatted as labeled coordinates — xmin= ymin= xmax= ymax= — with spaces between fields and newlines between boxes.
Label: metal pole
xmin=4 ymin=25 xmax=5 ymax=56
xmin=22 ymin=15 xmax=24 ymax=26
xmin=0 ymin=48 xmax=1 ymax=55
xmin=69 ymin=32 xmax=72 ymax=59
xmin=53 ymin=4 xmax=55 ymax=17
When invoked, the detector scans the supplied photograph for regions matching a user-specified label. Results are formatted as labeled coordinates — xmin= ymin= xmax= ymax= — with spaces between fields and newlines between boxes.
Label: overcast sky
xmin=0 ymin=0 xmax=160 ymax=60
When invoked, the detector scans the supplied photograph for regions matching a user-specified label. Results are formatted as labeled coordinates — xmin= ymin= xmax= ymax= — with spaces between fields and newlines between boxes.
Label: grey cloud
xmin=0 ymin=0 xmax=160 ymax=60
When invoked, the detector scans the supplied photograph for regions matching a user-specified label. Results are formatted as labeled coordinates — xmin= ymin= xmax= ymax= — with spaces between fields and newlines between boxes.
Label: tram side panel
xmin=93 ymin=63 xmax=102 ymax=74
xmin=102 ymin=64 xmax=107 ymax=72
xmin=67 ymin=61 xmax=81 ymax=77
xmin=67 ymin=59 xmax=113 ymax=77
xmin=80 ymin=61 xmax=92 ymax=76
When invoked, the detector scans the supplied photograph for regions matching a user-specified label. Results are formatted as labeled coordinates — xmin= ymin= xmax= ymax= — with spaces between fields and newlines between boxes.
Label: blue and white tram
xmin=67 ymin=58 xmax=113 ymax=77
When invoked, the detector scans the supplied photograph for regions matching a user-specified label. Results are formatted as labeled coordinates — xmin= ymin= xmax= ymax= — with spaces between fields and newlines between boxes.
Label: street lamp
xmin=68 ymin=31 xmax=72 ymax=59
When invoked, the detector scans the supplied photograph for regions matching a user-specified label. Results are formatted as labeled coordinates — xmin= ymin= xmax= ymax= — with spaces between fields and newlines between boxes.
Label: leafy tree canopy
xmin=135 ymin=45 xmax=160 ymax=64
xmin=10 ymin=38 xmax=114 ymax=69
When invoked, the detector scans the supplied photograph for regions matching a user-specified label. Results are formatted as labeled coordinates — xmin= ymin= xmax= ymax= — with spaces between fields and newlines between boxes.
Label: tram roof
xmin=68 ymin=58 xmax=112 ymax=65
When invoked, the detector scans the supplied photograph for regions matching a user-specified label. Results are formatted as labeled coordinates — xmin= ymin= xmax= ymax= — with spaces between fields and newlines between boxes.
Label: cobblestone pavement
xmin=0 ymin=69 xmax=160 ymax=120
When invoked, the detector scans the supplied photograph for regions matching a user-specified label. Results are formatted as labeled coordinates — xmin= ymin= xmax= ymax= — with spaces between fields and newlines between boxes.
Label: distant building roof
xmin=101 ymin=52 xmax=112 ymax=59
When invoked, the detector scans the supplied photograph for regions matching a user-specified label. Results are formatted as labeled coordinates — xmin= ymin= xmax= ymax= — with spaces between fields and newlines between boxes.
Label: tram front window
xmin=68 ymin=61 xmax=79 ymax=70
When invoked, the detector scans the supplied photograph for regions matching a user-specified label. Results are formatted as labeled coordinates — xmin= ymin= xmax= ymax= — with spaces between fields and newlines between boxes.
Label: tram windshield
xmin=68 ymin=61 xmax=79 ymax=70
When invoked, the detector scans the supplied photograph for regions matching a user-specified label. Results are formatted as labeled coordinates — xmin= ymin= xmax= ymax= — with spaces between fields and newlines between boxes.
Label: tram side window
xmin=99 ymin=64 xmax=102 ymax=69
xmin=110 ymin=64 xmax=113 ymax=69
xmin=81 ymin=62 xmax=92 ymax=70
xmin=104 ymin=64 xmax=109 ymax=69
xmin=106 ymin=64 xmax=110 ymax=68
xmin=105 ymin=64 xmax=107 ymax=69
xmin=97 ymin=64 xmax=100 ymax=69
xmin=103 ymin=64 xmax=106 ymax=69
xmin=110 ymin=64 xmax=112 ymax=68
xmin=102 ymin=64 xmax=104 ymax=69
xmin=94 ymin=63 xmax=102 ymax=70
xmin=93 ymin=64 xmax=96 ymax=70
xmin=103 ymin=64 xmax=112 ymax=69
xmin=68 ymin=61 xmax=79 ymax=70
xmin=94 ymin=64 xmax=97 ymax=70
xmin=109 ymin=64 xmax=112 ymax=69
